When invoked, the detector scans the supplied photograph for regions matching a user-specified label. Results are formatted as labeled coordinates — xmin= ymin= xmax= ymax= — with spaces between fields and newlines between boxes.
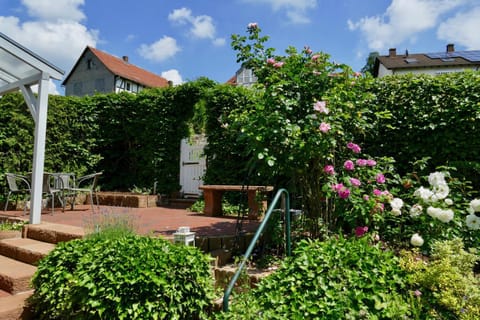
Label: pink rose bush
xmin=323 ymin=142 xmax=396 ymax=234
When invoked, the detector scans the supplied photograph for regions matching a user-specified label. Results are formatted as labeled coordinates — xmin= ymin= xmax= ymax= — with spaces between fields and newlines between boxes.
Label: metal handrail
xmin=223 ymin=188 xmax=291 ymax=312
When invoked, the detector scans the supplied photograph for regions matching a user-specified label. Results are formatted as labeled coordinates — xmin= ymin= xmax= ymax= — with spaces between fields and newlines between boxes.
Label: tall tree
xmin=361 ymin=51 xmax=379 ymax=76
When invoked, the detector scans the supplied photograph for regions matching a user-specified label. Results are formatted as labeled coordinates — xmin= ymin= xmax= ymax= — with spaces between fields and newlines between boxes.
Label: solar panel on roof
xmin=426 ymin=50 xmax=480 ymax=62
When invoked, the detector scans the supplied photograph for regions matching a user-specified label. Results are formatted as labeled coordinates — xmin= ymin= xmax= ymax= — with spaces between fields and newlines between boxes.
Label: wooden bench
xmin=199 ymin=185 xmax=274 ymax=219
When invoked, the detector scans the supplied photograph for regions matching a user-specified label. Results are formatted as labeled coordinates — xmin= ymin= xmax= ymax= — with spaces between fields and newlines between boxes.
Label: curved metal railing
xmin=222 ymin=188 xmax=291 ymax=312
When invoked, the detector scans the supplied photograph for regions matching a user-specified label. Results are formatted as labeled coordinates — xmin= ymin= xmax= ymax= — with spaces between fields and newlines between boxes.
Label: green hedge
xmin=359 ymin=72 xmax=480 ymax=184
xmin=0 ymin=81 xmax=207 ymax=196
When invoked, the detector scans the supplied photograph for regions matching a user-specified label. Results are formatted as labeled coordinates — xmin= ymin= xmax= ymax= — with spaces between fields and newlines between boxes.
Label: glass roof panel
xmin=0 ymin=47 xmax=41 ymax=83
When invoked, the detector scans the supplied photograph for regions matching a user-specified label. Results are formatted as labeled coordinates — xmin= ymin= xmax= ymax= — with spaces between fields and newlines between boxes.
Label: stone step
xmin=0 ymin=238 xmax=55 ymax=266
xmin=25 ymin=222 xmax=84 ymax=244
xmin=0 ymin=256 xmax=36 ymax=294
xmin=0 ymin=290 xmax=33 ymax=320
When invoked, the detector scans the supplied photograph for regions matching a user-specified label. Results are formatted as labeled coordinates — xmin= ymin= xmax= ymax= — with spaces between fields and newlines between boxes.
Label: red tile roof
xmin=88 ymin=47 xmax=169 ymax=88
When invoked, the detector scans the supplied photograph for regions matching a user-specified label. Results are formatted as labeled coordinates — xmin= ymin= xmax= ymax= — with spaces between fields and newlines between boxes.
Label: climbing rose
xmin=344 ymin=160 xmax=354 ymax=171
xmin=324 ymin=165 xmax=335 ymax=175
xmin=356 ymin=159 xmax=368 ymax=166
xmin=347 ymin=142 xmax=361 ymax=153
xmin=319 ymin=122 xmax=331 ymax=133
xmin=332 ymin=183 xmax=344 ymax=191
xmin=469 ymin=199 xmax=480 ymax=212
xmin=376 ymin=173 xmax=386 ymax=184
xmin=350 ymin=178 xmax=361 ymax=187
xmin=313 ymin=101 xmax=329 ymax=114
xmin=366 ymin=159 xmax=376 ymax=167
xmin=466 ymin=214 xmax=480 ymax=230
xmin=355 ymin=226 xmax=368 ymax=237
xmin=273 ymin=61 xmax=284 ymax=68
xmin=247 ymin=22 xmax=258 ymax=29
xmin=410 ymin=233 xmax=424 ymax=247
xmin=338 ymin=188 xmax=351 ymax=199
xmin=409 ymin=204 xmax=423 ymax=217
xmin=267 ymin=58 xmax=276 ymax=65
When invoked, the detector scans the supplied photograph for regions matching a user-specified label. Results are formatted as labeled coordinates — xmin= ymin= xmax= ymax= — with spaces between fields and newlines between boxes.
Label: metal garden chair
xmin=70 ymin=172 xmax=102 ymax=212
xmin=4 ymin=173 xmax=31 ymax=214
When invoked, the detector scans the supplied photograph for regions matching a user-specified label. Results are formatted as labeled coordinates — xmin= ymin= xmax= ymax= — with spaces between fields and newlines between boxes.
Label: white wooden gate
xmin=179 ymin=135 xmax=207 ymax=197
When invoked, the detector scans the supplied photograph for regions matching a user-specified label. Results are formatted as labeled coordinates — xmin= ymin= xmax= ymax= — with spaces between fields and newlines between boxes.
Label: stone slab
xmin=0 ymin=238 xmax=55 ymax=265
xmin=0 ymin=256 xmax=36 ymax=294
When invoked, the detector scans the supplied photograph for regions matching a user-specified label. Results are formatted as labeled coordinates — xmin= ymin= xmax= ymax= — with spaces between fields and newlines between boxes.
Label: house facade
xmin=374 ymin=44 xmax=480 ymax=78
xmin=226 ymin=65 xmax=258 ymax=87
xmin=62 ymin=46 xmax=169 ymax=96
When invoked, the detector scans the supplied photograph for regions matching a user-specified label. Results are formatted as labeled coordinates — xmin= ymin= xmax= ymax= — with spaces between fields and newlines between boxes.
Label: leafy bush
xmin=400 ymin=238 xmax=480 ymax=319
xmin=219 ymin=236 xmax=411 ymax=319
xmin=30 ymin=235 xmax=215 ymax=319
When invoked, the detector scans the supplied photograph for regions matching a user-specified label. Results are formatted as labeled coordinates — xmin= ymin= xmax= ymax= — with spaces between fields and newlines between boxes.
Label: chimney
xmin=389 ymin=48 xmax=397 ymax=57
xmin=446 ymin=44 xmax=455 ymax=53
xmin=122 ymin=55 xmax=129 ymax=63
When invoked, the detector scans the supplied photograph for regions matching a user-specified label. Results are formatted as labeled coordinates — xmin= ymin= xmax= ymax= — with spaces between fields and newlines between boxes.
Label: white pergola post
xmin=0 ymin=32 xmax=64 ymax=224
xmin=28 ymin=73 xmax=50 ymax=224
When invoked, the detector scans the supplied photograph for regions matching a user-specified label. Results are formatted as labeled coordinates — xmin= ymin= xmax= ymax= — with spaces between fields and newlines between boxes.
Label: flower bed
xmin=95 ymin=192 xmax=158 ymax=208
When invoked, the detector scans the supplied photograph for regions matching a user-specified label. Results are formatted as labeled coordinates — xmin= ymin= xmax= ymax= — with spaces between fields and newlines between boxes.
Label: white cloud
xmin=138 ymin=36 xmax=181 ymax=62
xmin=212 ymin=37 xmax=226 ymax=46
xmin=242 ymin=0 xmax=317 ymax=24
xmin=161 ymin=69 xmax=183 ymax=85
xmin=21 ymin=0 xmax=86 ymax=22
xmin=0 ymin=1 xmax=98 ymax=94
xmin=437 ymin=7 xmax=480 ymax=49
xmin=168 ymin=7 xmax=224 ymax=46
xmin=348 ymin=0 xmax=469 ymax=51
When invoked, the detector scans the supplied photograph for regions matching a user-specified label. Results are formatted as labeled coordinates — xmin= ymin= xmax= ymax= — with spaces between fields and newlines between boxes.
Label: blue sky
xmin=1 ymin=0 xmax=480 ymax=94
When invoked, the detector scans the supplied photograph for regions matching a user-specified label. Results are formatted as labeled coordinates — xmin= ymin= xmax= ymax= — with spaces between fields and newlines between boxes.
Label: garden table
xmin=198 ymin=185 xmax=274 ymax=218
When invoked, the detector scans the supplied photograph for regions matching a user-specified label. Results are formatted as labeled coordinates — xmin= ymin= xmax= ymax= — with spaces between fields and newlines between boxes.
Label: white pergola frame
xmin=0 ymin=32 xmax=64 ymax=224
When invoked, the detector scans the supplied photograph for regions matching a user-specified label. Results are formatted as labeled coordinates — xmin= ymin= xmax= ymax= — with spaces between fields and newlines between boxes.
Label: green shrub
xmin=219 ymin=236 xmax=411 ymax=319
xmin=401 ymin=238 xmax=480 ymax=319
xmin=30 ymin=235 xmax=215 ymax=319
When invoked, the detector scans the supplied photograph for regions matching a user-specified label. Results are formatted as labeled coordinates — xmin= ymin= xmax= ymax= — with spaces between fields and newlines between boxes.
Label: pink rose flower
xmin=319 ymin=122 xmax=331 ymax=133
xmin=332 ymin=183 xmax=344 ymax=191
xmin=376 ymin=173 xmax=386 ymax=184
xmin=247 ymin=22 xmax=258 ymax=29
xmin=338 ymin=188 xmax=351 ymax=199
xmin=355 ymin=226 xmax=368 ymax=237
xmin=366 ymin=159 xmax=377 ymax=166
xmin=373 ymin=189 xmax=383 ymax=196
xmin=313 ymin=101 xmax=329 ymax=114
xmin=312 ymin=54 xmax=320 ymax=61
xmin=344 ymin=160 xmax=355 ymax=171
xmin=356 ymin=159 xmax=368 ymax=166
xmin=363 ymin=195 xmax=370 ymax=201
xmin=324 ymin=165 xmax=335 ymax=175
xmin=273 ymin=61 xmax=284 ymax=68
xmin=350 ymin=178 xmax=361 ymax=187
xmin=267 ymin=58 xmax=276 ymax=65
xmin=347 ymin=142 xmax=361 ymax=154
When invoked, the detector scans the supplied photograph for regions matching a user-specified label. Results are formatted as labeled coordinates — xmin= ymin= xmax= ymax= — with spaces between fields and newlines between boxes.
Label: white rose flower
xmin=466 ymin=214 xmax=480 ymax=230
xmin=433 ymin=184 xmax=449 ymax=200
xmin=428 ymin=172 xmax=446 ymax=187
xmin=414 ymin=187 xmax=434 ymax=202
xmin=391 ymin=208 xmax=402 ymax=216
xmin=444 ymin=198 xmax=453 ymax=206
xmin=436 ymin=209 xmax=454 ymax=223
xmin=410 ymin=233 xmax=424 ymax=247
xmin=426 ymin=206 xmax=441 ymax=219
xmin=469 ymin=199 xmax=480 ymax=212
xmin=390 ymin=198 xmax=404 ymax=210
xmin=409 ymin=204 xmax=423 ymax=217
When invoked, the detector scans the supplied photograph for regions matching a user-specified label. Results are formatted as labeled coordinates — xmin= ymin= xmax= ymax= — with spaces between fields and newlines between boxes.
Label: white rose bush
xmin=381 ymin=170 xmax=480 ymax=252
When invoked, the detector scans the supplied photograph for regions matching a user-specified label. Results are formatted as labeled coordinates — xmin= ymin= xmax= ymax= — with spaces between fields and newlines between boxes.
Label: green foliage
xmin=83 ymin=207 xmax=138 ymax=240
xmin=378 ymin=169 xmax=480 ymax=254
xmin=202 ymin=84 xmax=261 ymax=186
xmin=30 ymin=234 xmax=215 ymax=319
xmin=227 ymin=24 xmax=386 ymax=235
xmin=400 ymin=239 xmax=480 ymax=319
xmin=360 ymin=72 xmax=480 ymax=186
xmin=0 ymin=219 xmax=26 ymax=231
xmin=219 ymin=236 xmax=411 ymax=319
